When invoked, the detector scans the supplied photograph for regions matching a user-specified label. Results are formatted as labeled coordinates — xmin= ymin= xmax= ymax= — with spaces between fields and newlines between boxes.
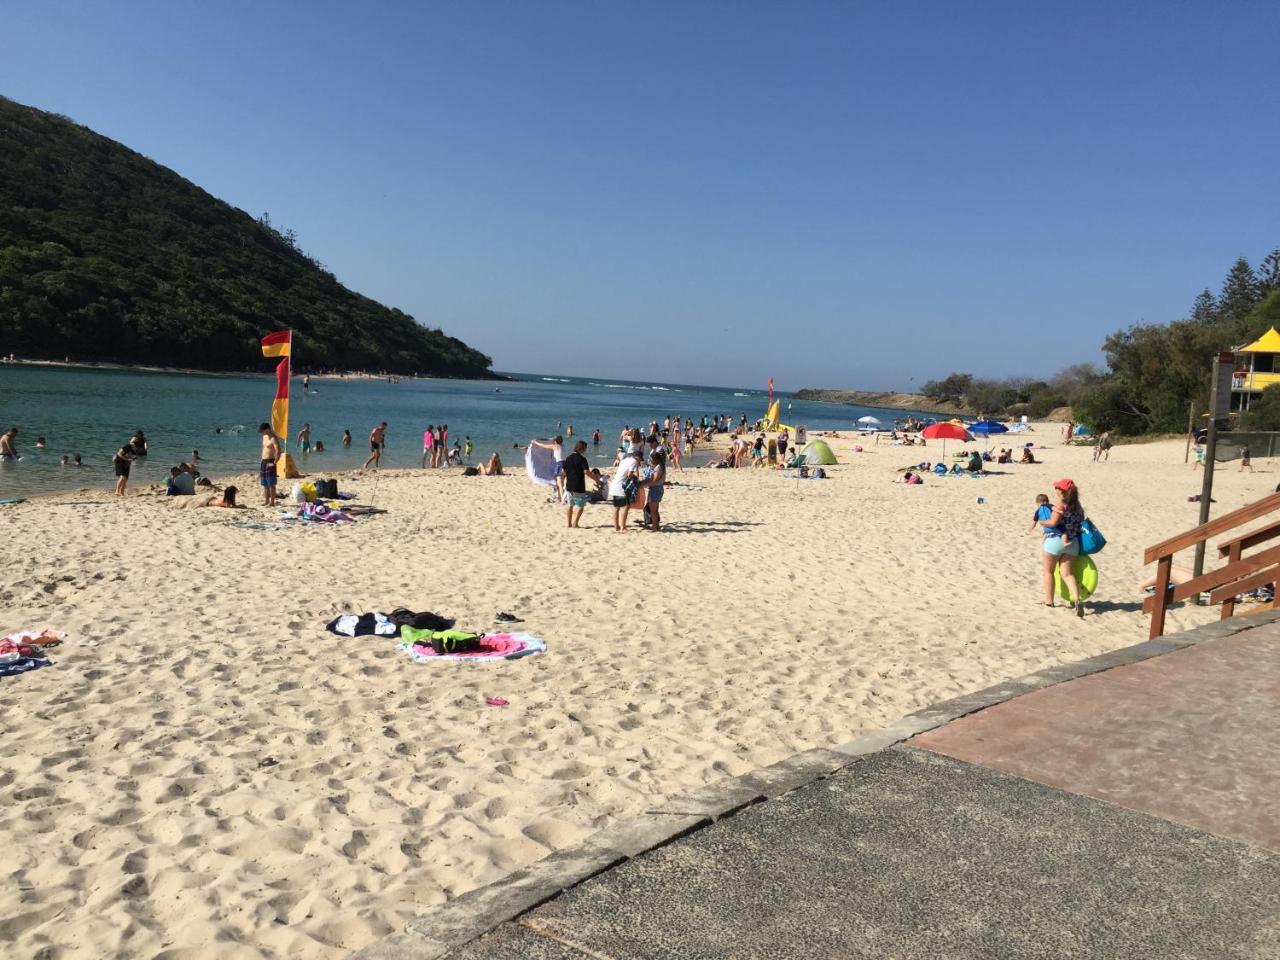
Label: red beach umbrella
xmin=920 ymin=421 xmax=973 ymax=456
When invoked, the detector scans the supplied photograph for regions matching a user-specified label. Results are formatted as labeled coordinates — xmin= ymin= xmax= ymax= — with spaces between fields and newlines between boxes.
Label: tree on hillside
xmin=1190 ymin=288 xmax=1219 ymax=324
xmin=1219 ymin=257 xmax=1263 ymax=327
xmin=921 ymin=372 xmax=973 ymax=404
xmin=1260 ymin=248 xmax=1280 ymax=294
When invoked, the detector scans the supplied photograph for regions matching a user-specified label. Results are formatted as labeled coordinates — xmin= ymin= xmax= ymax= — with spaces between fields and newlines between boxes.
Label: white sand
xmin=0 ymin=428 xmax=1266 ymax=957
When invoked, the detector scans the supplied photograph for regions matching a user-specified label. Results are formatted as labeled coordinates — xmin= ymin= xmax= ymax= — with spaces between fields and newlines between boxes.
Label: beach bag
xmin=622 ymin=474 xmax=639 ymax=503
xmin=1080 ymin=518 xmax=1106 ymax=555
xmin=291 ymin=482 xmax=306 ymax=504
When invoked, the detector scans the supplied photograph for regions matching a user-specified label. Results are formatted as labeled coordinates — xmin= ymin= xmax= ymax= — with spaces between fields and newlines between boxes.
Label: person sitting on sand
xmin=1019 ymin=446 xmax=1036 ymax=464
xmin=166 ymin=465 xmax=196 ymax=496
xmin=480 ymin=453 xmax=504 ymax=475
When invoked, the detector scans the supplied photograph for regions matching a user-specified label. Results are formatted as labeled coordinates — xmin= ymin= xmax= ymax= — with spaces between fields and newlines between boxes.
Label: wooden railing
xmin=1144 ymin=491 xmax=1280 ymax=638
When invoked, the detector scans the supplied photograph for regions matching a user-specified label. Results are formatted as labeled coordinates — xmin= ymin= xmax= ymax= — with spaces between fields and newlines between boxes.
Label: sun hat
xmin=1054 ymin=478 xmax=1075 ymax=491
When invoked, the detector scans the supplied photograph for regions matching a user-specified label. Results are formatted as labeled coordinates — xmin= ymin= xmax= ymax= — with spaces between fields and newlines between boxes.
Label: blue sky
xmin=4 ymin=2 xmax=1278 ymax=390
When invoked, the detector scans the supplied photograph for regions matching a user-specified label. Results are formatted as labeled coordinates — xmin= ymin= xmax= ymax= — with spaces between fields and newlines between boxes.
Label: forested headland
xmin=0 ymin=96 xmax=494 ymax=377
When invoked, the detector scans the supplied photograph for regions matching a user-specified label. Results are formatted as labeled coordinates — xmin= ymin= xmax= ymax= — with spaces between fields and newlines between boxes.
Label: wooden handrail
xmin=1216 ymin=519 xmax=1280 ymax=558
xmin=1142 ymin=541 xmax=1280 ymax=613
xmin=1143 ymin=491 xmax=1280 ymax=564
xmin=1145 ymin=490 xmax=1280 ymax=638
xmin=1207 ymin=565 xmax=1280 ymax=605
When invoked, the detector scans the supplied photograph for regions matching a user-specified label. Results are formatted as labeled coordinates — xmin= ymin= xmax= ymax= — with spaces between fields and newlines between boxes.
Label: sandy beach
xmin=0 ymin=427 xmax=1266 ymax=958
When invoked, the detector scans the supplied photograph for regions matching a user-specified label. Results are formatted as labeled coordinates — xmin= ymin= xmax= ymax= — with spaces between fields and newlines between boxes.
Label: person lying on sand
xmin=209 ymin=486 xmax=239 ymax=508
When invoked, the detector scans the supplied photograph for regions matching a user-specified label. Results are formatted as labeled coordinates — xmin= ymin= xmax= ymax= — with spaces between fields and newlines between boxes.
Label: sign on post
xmin=1213 ymin=352 xmax=1234 ymax=427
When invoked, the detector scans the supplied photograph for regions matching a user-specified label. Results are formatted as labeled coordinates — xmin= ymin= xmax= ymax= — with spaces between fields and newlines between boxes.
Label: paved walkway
xmin=358 ymin=620 xmax=1280 ymax=959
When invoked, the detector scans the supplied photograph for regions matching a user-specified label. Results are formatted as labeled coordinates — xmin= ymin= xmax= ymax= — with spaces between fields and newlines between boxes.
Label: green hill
xmin=0 ymin=95 xmax=494 ymax=376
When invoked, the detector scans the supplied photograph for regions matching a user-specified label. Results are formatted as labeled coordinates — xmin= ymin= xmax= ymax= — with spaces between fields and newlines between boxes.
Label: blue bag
xmin=1080 ymin=518 xmax=1106 ymax=555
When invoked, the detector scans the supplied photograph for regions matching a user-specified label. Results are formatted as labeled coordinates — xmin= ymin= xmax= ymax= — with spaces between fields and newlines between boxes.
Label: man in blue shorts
xmin=259 ymin=423 xmax=280 ymax=506
xmin=562 ymin=440 xmax=591 ymax=528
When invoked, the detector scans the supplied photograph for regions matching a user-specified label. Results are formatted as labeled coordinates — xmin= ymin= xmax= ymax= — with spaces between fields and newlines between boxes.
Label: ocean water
xmin=0 ymin=365 xmax=919 ymax=498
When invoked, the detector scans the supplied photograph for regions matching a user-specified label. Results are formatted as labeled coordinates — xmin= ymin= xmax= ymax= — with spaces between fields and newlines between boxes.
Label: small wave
xmin=733 ymin=392 xmax=750 ymax=397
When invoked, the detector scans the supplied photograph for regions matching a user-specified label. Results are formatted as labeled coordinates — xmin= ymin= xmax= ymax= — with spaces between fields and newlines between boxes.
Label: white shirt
xmin=608 ymin=457 xmax=638 ymax=498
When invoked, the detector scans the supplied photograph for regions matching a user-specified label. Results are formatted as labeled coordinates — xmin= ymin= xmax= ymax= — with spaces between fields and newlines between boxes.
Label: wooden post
xmin=1150 ymin=554 xmax=1173 ymax=639
xmin=1184 ymin=400 xmax=1196 ymax=464
xmin=1221 ymin=542 xmax=1242 ymax=619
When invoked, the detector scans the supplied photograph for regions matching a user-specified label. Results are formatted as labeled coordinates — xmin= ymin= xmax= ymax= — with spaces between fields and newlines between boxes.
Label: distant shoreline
xmin=794 ymin=388 xmax=964 ymax=417
xmin=0 ymin=358 xmax=512 ymax=382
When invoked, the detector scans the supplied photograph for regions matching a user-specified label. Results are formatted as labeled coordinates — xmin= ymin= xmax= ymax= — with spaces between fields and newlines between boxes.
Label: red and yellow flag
xmin=271 ymin=357 xmax=289 ymax=440
xmin=261 ymin=331 xmax=291 ymax=439
xmin=261 ymin=330 xmax=292 ymax=357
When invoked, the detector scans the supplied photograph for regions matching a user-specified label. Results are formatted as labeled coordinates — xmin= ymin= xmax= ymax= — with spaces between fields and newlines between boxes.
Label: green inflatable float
xmin=1055 ymin=554 xmax=1098 ymax=601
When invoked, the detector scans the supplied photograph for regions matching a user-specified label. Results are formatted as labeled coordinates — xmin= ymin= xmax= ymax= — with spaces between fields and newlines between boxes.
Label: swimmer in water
xmin=0 ymin=427 xmax=18 ymax=460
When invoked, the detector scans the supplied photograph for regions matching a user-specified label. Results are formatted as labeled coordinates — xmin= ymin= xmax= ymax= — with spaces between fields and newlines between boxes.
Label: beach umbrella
xmin=921 ymin=421 xmax=973 ymax=456
xmin=856 ymin=415 xmax=881 ymax=432
xmin=969 ymin=419 xmax=1008 ymax=451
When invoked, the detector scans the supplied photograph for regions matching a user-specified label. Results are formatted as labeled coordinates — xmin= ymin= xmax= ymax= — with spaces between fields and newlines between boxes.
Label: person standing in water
xmin=422 ymin=424 xmax=435 ymax=468
xmin=364 ymin=422 xmax=387 ymax=470
xmin=259 ymin=424 xmax=280 ymax=505
xmin=113 ymin=441 xmax=136 ymax=497
xmin=297 ymin=422 xmax=311 ymax=453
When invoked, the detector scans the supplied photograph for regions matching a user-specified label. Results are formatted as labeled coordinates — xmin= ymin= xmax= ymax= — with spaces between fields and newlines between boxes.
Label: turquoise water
xmin=0 ymin=365 xmax=916 ymax=498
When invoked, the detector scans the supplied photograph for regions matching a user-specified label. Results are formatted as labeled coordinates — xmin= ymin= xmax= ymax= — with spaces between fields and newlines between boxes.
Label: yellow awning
xmin=1239 ymin=327 xmax=1280 ymax=354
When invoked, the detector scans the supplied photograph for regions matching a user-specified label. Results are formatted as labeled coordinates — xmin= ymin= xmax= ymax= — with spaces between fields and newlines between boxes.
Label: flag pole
xmin=284 ymin=327 xmax=292 ymax=456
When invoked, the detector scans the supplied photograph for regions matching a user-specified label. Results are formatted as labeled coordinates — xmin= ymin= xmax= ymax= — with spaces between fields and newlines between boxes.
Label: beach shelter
xmin=1074 ymin=424 xmax=1092 ymax=437
xmin=921 ymin=421 xmax=973 ymax=456
xmin=799 ymin=439 xmax=838 ymax=465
